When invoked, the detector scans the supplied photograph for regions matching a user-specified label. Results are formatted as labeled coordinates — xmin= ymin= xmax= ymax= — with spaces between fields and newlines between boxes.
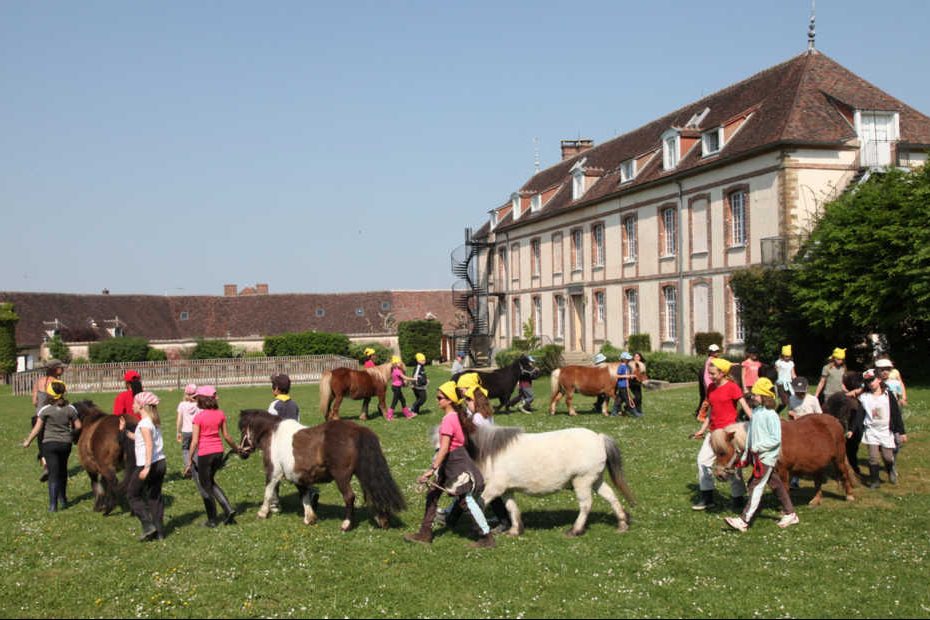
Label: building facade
xmin=470 ymin=51 xmax=930 ymax=357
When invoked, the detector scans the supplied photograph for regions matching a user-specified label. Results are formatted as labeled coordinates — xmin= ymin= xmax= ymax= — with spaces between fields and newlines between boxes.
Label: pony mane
xmin=72 ymin=399 xmax=108 ymax=420
xmin=710 ymin=422 xmax=747 ymax=453
xmin=239 ymin=409 xmax=284 ymax=443
xmin=471 ymin=425 xmax=524 ymax=463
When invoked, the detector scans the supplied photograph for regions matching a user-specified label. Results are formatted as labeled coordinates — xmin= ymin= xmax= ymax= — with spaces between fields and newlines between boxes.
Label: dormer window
xmin=702 ymin=128 xmax=723 ymax=156
xmin=511 ymin=192 xmax=522 ymax=221
xmin=570 ymin=157 xmax=587 ymax=200
xmin=489 ymin=208 xmax=499 ymax=230
xmin=620 ymin=159 xmax=636 ymax=183
xmin=661 ymin=130 xmax=680 ymax=170
xmin=530 ymin=194 xmax=542 ymax=213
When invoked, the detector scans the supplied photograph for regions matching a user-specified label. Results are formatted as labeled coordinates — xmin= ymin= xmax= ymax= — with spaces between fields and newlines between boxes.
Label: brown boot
xmin=403 ymin=530 xmax=433 ymax=545
xmin=469 ymin=533 xmax=496 ymax=549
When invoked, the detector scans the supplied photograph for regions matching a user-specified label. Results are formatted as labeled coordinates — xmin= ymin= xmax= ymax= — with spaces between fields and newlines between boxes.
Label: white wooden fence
xmin=11 ymin=355 xmax=358 ymax=396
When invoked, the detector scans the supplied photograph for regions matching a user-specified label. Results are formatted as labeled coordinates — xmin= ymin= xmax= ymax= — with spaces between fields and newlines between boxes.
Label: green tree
xmin=397 ymin=319 xmax=442 ymax=365
xmin=0 ymin=303 xmax=19 ymax=378
xmin=89 ymin=337 xmax=152 ymax=363
xmin=47 ymin=334 xmax=73 ymax=364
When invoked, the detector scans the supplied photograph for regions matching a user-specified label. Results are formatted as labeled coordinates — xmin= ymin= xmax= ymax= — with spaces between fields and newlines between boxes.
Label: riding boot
xmin=886 ymin=462 xmax=898 ymax=485
xmin=385 ymin=408 xmax=395 ymax=421
xmin=402 ymin=407 xmax=416 ymax=419
xmin=202 ymin=497 xmax=219 ymax=527
xmin=47 ymin=482 xmax=59 ymax=513
xmin=212 ymin=486 xmax=237 ymax=525
xmin=868 ymin=464 xmax=881 ymax=489
xmin=136 ymin=507 xmax=158 ymax=542
xmin=404 ymin=491 xmax=440 ymax=544
xmin=57 ymin=480 xmax=68 ymax=510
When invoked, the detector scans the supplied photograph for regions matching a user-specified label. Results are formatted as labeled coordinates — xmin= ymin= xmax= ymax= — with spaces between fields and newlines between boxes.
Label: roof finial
xmin=807 ymin=0 xmax=816 ymax=52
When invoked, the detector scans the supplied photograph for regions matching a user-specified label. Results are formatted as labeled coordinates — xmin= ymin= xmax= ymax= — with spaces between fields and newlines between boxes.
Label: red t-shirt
xmin=113 ymin=390 xmax=141 ymax=422
xmin=707 ymin=380 xmax=743 ymax=430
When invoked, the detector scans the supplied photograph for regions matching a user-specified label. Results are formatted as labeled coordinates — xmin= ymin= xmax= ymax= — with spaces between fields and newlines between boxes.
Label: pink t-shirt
xmin=363 ymin=360 xmax=375 ymax=368
xmin=193 ymin=408 xmax=227 ymax=456
xmin=391 ymin=366 xmax=404 ymax=387
xmin=742 ymin=359 xmax=762 ymax=388
xmin=177 ymin=401 xmax=199 ymax=433
xmin=438 ymin=411 xmax=466 ymax=451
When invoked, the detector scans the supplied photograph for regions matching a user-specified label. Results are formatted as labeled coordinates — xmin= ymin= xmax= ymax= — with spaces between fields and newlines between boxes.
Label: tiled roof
xmin=0 ymin=290 xmax=457 ymax=347
xmin=478 ymin=51 xmax=930 ymax=235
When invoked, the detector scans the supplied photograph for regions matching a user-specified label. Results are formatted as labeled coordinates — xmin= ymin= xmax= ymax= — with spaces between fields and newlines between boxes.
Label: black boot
xmin=868 ymin=464 xmax=881 ymax=489
xmin=732 ymin=495 xmax=747 ymax=512
xmin=886 ymin=462 xmax=898 ymax=485
xmin=47 ymin=482 xmax=59 ymax=513
xmin=137 ymin=510 xmax=158 ymax=542
xmin=202 ymin=497 xmax=219 ymax=527
xmin=213 ymin=487 xmax=237 ymax=525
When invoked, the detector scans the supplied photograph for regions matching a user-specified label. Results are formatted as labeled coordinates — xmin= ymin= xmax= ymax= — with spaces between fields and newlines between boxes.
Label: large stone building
xmin=467 ymin=50 xmax=930 ymax=358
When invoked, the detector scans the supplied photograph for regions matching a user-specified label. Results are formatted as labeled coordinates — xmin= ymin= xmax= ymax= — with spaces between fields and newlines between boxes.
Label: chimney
xmin=256 ymin=283 xmax=269 ymax=295
xmin=224 ymin=284 xmax=238 ymax=297
xmin=560 ymin=139 xmax=594 ymax=161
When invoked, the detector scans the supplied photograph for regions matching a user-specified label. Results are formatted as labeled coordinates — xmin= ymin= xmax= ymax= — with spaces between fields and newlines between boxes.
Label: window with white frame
xmin=663 ymin=286 xmax=678 ymax=341
xmin=530 ymin=194 xmax=542 ymax=212
xmin=571 ymin=229 xmax=583 ymax=271
xmin=572 ymin=168 xmax=584 ymax=200
xmin=625 ymin=289 xmax=639 ymax=335
xmin=510 ymin=243 xmax=520 ymax=282
xmin=533 ymin=295 xmax=542 ymax=337
xmin=530 ymin=238 xmax=541 ymax=277
xmin=662 ymin=130 xmax=679 ymax=170
xmin=555 ymin=295 xmax=566 ymax=339
xmin=733 ymin=296 xmax=746 ymax=343
xmin=620 ymin=159 xmax=636 ymax=183
xmin=661 ymin=207 xmax=677 ymax=256
xmin=728 ymin=190 xmax=747 ymax=247
xmin=512 ymin=298 xmax=522 ymax=337
xmin=511 ymin=193 xmax=521 ymax=220
xmin=623 ymin=215 xmax=637 ymax=262
xmin=592 ymin=223 xmax=605 ymax=267
xmin=594 ymin=291 xmax=606 ymax=323
xmin=702 ymin=128 xmax=722 ymax=156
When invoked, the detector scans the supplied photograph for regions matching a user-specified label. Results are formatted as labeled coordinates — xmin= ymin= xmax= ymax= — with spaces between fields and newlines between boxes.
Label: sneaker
xmin=519 ymin=405 xmax=532 ymax=414
xmin=725 ymin=516 xmax=749 ymax=532
xmin=403 ymin=531 xmax=433 ymax=545
xmin=777 ymin=513 xmax=800 ymax=529
xmin=691 ymin=499 xmax=716 ymax=511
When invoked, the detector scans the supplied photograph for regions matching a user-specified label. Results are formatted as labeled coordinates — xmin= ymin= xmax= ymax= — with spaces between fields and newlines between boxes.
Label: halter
xmin=239 ymin=425 xmax=254 ymax=456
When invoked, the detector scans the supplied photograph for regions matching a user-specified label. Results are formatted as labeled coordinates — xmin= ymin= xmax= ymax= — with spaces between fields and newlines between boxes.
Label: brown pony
xmin=549 ymin=363 xmax=620 ymax=416
xmin=73 ymin=401 xmax=134 ymax=515
xmin=238 ymin=410 xmax=406 ymax=531
xmin=318 ymin=361 xmax=394 ymax=421
xmin=712 ymin=414 xmax=855 ymax=506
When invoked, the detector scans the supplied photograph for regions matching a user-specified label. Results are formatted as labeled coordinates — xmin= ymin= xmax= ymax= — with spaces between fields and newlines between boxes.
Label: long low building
xmin=0 ymin=287 xmax=459 ymax=369
xmin=467 ymin=49 xmax=930 ymax=357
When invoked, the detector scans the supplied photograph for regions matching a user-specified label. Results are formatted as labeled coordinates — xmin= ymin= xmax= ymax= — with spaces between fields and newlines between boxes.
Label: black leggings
xmin=126 ymin=460 xmax=167 ymax=534
xmin=42 ymin=441 xmax=71 ymax=491
xmin=411 ymin=388 xmax=427 ymax=413
xmin=390 ymin=386 xmax=407 ymax=409
xmin=196 ymin=451 xmax=234 ymax=521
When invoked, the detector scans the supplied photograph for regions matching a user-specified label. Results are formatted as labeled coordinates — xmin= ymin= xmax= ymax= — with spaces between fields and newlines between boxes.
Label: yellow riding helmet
xmin=456 ymin=372 xmax=481 ymax=391
xmin=390 ymin=355 xmax=401 ymax=365
xmin=437 ymin=381 xmax=461 ymax=404
xmin=751 ymin=377 xmax=776 ymax=398
xmin=364 ymin=347 xmax=376 ymax=357
xmin=464 ymin=384 xmax=489 ymax=400
xmin=710 ymin=357 xmax=733 ymax=374
xmin=45 ymin=379 xmax=66 ymax=397
xmin=832 ymin=347 xmax=846 ymax=360
xmin=415 ymin=353 xmax=426 ymax=364
xmin=781 ymin=345 xmax=792 ymax=357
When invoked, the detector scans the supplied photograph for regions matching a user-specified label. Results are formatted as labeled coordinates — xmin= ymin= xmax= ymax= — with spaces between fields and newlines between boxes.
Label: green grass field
xmin=1 ymin=369 xmax=928 ymax=618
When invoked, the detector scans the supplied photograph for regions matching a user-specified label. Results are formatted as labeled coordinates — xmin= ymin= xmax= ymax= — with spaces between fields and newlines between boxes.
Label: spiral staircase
xmin=450 ymin=229 xmax=492 ymax=366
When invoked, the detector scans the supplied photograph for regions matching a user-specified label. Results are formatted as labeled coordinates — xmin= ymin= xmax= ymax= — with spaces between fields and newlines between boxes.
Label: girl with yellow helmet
xmin=410 ymin=353 xmax=429 ymax=415
xmin=387 ymin=356 xmax=416 ymax=421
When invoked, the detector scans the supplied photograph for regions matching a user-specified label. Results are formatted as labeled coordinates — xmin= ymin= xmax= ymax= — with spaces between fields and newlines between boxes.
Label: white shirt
xmin=788 ymin=393 xmax=822 ymax=417
xmin=859 ymin=391 xmax=895 ymax=449
xmin=134 ymin=417 xmax=166 ymax=466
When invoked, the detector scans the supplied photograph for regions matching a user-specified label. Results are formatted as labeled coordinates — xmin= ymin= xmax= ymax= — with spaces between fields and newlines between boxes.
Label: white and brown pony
xmin=237 ymin=410 xmax=405 ymax=531
xmin=319 ymin=361 xmax=395 ymax=421
xmin=470 ymin=424 xmax=635 ymax=536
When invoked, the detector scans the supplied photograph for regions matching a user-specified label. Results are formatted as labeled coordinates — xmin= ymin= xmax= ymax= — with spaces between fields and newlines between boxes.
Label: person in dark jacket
xmin=268 ymin=374 xmax=299 ymax=422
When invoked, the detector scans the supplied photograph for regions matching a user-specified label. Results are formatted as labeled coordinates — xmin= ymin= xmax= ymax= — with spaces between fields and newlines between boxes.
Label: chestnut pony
xmin=318 ymin=361 xmax=393 ymax=421
xmin=712 ymin=414 xmax=855 ymax=506
xmin=548 ymin=363 xmax=621 ymax=415
xmin=73 ymin=400 xmax=134 ymax=514
xmin=238 ymin=410 xmax=405 ymax=531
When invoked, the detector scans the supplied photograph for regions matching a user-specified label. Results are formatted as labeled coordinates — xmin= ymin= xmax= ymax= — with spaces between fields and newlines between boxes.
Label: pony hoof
xmin=375 ymin=515 xmax=389 ymax=529
xmin=617 ymin=522 xmax=630 ymax=533
xmin=564 ymin=528 xmax=584 ymax=537
xmin=846 ymin=495 xmax=856 ymax=502
xmin=505 ymin=528 xmax=522 ymax=537
xmin=304 ymin=516 xmax=318 ymax=526
xmin=340 ymin=520 xmax=352 ymax=532
xmin=257 ymin=510 xmax=269 ymax=519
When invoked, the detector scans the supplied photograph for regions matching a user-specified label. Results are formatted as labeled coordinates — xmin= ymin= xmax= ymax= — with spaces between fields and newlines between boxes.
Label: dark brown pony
xmin=73 ymin=401 xmax=134 ymax=514
xmin=318 ymin=362 xmax=393 ymax=421
xmin=237 ymin=410 xmax=405 ymax=531
xmin=549 ymin=363 xmax=620 ymax=416
xmin=712 ymin=414 xmax=855 ymax=506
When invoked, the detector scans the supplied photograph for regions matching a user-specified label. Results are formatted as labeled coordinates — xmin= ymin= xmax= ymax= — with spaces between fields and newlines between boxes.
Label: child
xmin=815 ymin=347 xmax=847 ymax=404
xmin=122 ymin=392 xmax=167 ymax=541
xmin=268 ymin=374 xmax=300 ymax=422
xmin=387 ymin=356 xmax=416 ymax=421
xmin=725 ymin=378 xmax=799 ymax=531
xmin=506 ymin=354 xmax=536 ymax=413
xmin=410 ymin=353 xmax=429 ymax=415
xmin=610 ymin=352 xmax=637 ymax=417
xmin=740 ymin=347 xmax=762 ymax=393
xmin=774 ymin=345 xmax=796 ymax=411
xmin=23 ymin=380 xmax=81 ymax=512
xmin=176 ymin=384 xmax=199 ymax=477
xmin=859 ymin=368 xmax=907 ymax=487
xmin=184 ymin=386 xmax=239 ymax=527
xmin=363 ymin=348 xmax=377 ymax=369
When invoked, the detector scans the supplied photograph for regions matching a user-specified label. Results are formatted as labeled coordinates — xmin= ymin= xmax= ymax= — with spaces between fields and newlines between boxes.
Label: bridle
xmin=239 ymin=425 xmax=254 ymax=456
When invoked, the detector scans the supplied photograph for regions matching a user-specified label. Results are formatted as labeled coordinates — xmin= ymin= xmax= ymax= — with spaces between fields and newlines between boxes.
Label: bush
xmin=693 ymin=332 xmax=724 ymax=355
xmin=348 ymin=342 xmax=392 ymax=365
xmin=263 ymin=331 xmax=350 ymax=357
xmin=495 ymin=344 xmax=563 ymax=375
xmin=598 ymin=341 xmax=623 ymax=362
xmin=397 ymin=320 xmax=442 ymax=365
xmin=242 ymin=350 xmax=266 ymax=358
xmin=190 ymin=339 xmax=235 ymax=360
xmin=70 ymin=357 xmax=90 ymax=365
xmin=0 ymin=303 xmax=18 ymax=378
xmin=89 ymin=337 xmax=153 ymax=364
xmin=47 ymin=335 xmax=73 ymax=364
xmin=645 ymin=352 xmax=706 ymax=383
xmin=147 ymin=348 xmax=168 ymax=361
xmin=626 ymin=333 xmax=652 ymax=353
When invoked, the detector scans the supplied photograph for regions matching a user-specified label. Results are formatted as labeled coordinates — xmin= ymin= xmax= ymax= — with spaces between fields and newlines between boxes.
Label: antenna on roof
xmin=533 ymin=137 xmax=540 ymax=174
xmin=807 ymin=0 xmax=816 ymax=53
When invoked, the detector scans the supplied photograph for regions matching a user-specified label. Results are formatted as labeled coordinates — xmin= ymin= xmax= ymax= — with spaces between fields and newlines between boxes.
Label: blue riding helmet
xmin=592 ymin=353 xmax=607 ymax=364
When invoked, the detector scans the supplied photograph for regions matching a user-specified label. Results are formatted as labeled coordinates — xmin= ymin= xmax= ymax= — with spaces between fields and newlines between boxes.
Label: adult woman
xmin=815 ymin=348 xmax=847 ymax=404
xmin=859 ymin=368 xmax=907 ymax=488
xmin=23 ymin=380 xmax=81 ymax=512
xmin=30 ymin=358 xmax=67 ymax=481
xmin=184 ymin=386 xmax=239 ymax=527
xmin=404 ymin=381 xmax=495 ymax=548
xmin=122 ymin=392 xmax=167 ymax=541
xmin=691 ymin=358 xmax=751 ymax=511
xmin=628 ymin=352 xmax=648 ymax=417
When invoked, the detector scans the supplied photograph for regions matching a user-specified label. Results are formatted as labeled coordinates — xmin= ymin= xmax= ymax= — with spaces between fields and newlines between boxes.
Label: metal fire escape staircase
xmin=450 ymin=229 xmax=491 ymax=366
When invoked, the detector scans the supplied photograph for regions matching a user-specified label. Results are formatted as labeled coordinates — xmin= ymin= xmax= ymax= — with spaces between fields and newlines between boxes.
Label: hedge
xmin=644 ymin=352 xmax=706 ymax=383
xmin=693 ymin=332 xmax=724 ymax=355
xmin=189 ymin=339 xmax=235 ymax=360
xmin=626 ymin=333 xmax=652 ymax=353
xmin=494 ymin=344 xmax=563 ymax=375
xmin=0 ymin=303 xmax=18 ymax=377
xmin=89 ymin=337 xmax=154 ymax=364
xmin=263 ymin=331 xmax=350 ymax=357
xmin=348 ymin=342 xmax=393 ymax=365
xmin=397 ymin=320 xmax=442 ymax=365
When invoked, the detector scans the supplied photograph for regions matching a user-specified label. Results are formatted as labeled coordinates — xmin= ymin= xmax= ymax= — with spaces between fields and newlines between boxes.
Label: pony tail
xmin=550 ymin=368 xmax=562 ymax=395
xmin=602 ymin=435 xmax=636 ymax=505
xmin=354 ymin=429 xmax=406 ymax=516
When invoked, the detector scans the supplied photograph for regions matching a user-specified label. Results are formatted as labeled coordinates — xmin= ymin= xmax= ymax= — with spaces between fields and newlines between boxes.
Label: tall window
xmin=552 ymin=233 xmax=563 ymax=275
xmin=571 ymin=228 xmax=583 ymax=271
xmin=728 ymin=190 xmax=747 ymax=247
xmin=625 ymin=289 xmax=639 ymax=335
xmin=662 ymin=286 xmax=678 ymax=341
xmin=530 ymin=238 xmax=541 ymax=277
xmin=734 ymin=296 xmax=746 ymax=343
xmin=622 ymin=215 xmax=637 ymax=262
xmin=497 ymin=247 xmax=507 ymax=289
xmin=592 ymin=223 xmax=605 ymax=267
xmin=661 ymin=207 xmax=677 ymax=256
xmin=510 ymin=243 xmax=520 ymax=282
xmin=662 ymin=130 xmax=679 ymax=170
xmin=572 ymin=169 xmax=584 ymax=200
xmin=555 ymin=295 xmax=566 ymax=339
xmin=532 ymin=295 xmax=542 ymax=337
xmin=531 ymin=194 xmax=542 ymax=212
xmin=594 ymin=291 xmax=606 ymax=323
xmin=512 ymin=298 xmax=522 ymax=337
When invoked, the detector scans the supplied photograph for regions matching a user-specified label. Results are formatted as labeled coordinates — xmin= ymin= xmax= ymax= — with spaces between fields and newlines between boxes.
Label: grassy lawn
xmin=1 ymin=368 xmax=928 ymax=618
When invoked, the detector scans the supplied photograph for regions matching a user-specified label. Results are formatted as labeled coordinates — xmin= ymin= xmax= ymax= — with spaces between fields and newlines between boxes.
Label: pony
xmin=469 ymin=424 xmax=635 ymax=536
xmin=73 ymin=400 xmax=134 ymax=515
xmin=711 ymin=414 xmax=855 ymax=506
xmin=237 ymin=410 xmax=405 ymax=531
xmin=548 ymin=362 xmax=621 ymax=415
xmin=823 ymin=370 xmax=866 ymax=476
xmin=453 ymin=355 xmax=539 ymax=412
xmin=318 ymin=361 xmax=394 ymax=421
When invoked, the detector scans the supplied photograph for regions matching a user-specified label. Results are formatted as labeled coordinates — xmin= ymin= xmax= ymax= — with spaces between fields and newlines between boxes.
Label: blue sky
xmin=2 ymin=1 xmax=928 ymax=296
